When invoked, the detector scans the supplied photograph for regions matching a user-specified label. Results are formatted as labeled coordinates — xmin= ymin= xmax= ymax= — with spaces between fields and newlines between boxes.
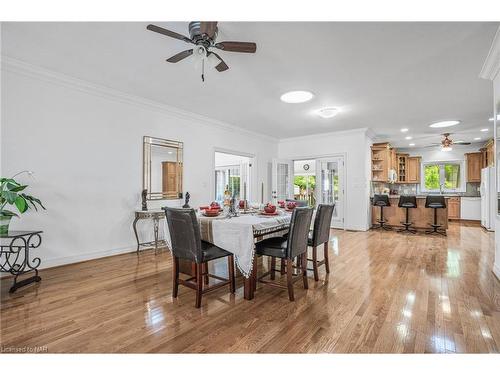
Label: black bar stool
xmin=425 ymin=196 xmax=447 ymax=236
xmin=397 ymin=196 xmax=417 ymax=233
xmin=372 ymin=194 xmax=391 ymax=230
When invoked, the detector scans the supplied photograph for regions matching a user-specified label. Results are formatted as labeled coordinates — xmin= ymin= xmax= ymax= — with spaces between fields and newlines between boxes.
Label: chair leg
xmin=203 ymin=262 xmax=209 ymax=285
xmin=280 ymin=260 xmax=285 ymax=275
xmin=172 ymin=256 xmax=179 ymax=298
xmin=252 ymin=255 xmax=258 ymax=292
xmin=312 ymin=246 xmax=319 ymax=281
xmin=286 ymin=259 xmax=295 ymax=301
xmin=301 ymin=254 xmax=309 ymax=289
xmin=195 ymin=263 xmax=203 ymax=308
xmin=270 ymin=257 xmax=276 ymax=280
xmin=324 ymin=242 xmax=330 ymax=274
xmin=228 ymin=255 xmax=235 ymax=294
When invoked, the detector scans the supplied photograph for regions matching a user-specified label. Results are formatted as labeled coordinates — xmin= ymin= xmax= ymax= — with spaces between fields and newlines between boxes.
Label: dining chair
xmin=255 ymin=207 xmax=314 ymax=301
xmin=164 ymin=207 xmax=235 ymax=308
xmin=307 ymin=204 xmax=335 ymax=281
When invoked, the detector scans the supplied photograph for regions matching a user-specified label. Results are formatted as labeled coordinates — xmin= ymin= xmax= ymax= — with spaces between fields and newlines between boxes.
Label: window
xmin=215 ymin=167 xmax=240 ymax=201
xmin=423 ymin=161 xmax=462 ymax=192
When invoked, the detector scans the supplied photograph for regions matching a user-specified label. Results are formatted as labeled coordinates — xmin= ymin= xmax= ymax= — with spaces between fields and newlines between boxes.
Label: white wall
xmin=494 ymin=73 xmax=500 ymax=280
xmin=1 ymin=60 xmax=278 ymax=268
xmin=278 ymin=128 xmax=373 ymax=231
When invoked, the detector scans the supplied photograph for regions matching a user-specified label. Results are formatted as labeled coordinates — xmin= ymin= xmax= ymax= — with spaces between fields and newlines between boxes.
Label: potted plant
xmin=0 ymin=172 xmax=45 ymax=235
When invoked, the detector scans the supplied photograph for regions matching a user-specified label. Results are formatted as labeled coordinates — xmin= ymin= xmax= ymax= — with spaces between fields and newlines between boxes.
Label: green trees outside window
xmin=424 ymin=162 xmax=460 ymax=191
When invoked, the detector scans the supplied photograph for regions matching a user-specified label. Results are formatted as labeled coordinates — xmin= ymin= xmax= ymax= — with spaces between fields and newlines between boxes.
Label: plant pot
xmin=0 ymin=215 xmax=12 ymax=235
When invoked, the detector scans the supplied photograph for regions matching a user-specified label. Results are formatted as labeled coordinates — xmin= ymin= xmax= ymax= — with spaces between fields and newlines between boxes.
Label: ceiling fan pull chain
xmin=202 ymin=59 xmax=205 ymax=82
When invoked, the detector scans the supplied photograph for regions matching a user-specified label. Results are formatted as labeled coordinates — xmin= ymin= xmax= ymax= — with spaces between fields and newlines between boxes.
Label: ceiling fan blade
xmin=166 ymin=49 xmax=194 ymax=63
xmin=209 ymin=51 xmax=229 ymax=72
xmin=215 ymin=41 xmax=257 ymax=53
xmin=200 ymin=22 xmax=218 ymax=38
xmin=454 ymin=141 xmax=472 ymax=145
xmin=147 ymin=24 xmax=193 ymax=44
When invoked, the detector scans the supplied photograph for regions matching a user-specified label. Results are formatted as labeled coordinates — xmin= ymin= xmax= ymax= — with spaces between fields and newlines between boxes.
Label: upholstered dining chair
xmin=307 ymin=204 xmax=335 ymax=281
xmin=164 ymin=207 xmax=235 ymax=308
xmin=255 ymin=207 xmax=314 ymax=301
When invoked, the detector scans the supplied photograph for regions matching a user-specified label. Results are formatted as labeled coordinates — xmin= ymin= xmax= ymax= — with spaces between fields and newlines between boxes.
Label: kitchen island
xmin=371 ymin=196 xmax=449 ymax=230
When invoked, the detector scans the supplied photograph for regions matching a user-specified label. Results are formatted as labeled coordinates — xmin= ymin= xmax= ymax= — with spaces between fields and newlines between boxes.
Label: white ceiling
xmin=2 ymin=22 xmax=498 ymax=145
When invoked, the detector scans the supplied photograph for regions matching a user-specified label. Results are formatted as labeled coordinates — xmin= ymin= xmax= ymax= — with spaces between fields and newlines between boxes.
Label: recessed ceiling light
xmin=401 ymin=128 xmax=409 ymax=132
xmin=405 ymin=136 xmax=412 ymax=140
xmin=409 ymin=143 xmax=415 ymax=146
xmin=429 ymin=120 xmax=460 ymax=128
xmin=488 ymin=115 xmax=500 ymax=121
xmin=168 ymin=151 xmax=173 ymax=154
xmin=481 ymin=128 xmax=489 ymax=132
xmin=280 ymin=90 xmax=314 ymax=104
xmin=316 ymin=107 xmax=339 ymax=119
xmin=474 ymin=137 xmax=481 ymax=141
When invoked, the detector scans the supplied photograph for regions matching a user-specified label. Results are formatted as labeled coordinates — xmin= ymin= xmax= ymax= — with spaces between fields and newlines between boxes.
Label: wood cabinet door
xmin=407 ymin=157 xmax=420 ymax=183
xmin=466 ymin=153 xmax=482 ymax=183
xmin=447 ymin=198 xmax=460 ymax=220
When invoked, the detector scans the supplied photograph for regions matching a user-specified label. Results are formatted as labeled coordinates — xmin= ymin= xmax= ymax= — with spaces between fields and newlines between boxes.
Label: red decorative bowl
xmin=264 ymin=205 xmax=277 ymax=214
xmin=199 ymin=206 xmax=210 ymax=211
xmin=203 ymin=209 xmax=220 ymax=217
xmin=286 ymin=202 xmax=297 ymax=210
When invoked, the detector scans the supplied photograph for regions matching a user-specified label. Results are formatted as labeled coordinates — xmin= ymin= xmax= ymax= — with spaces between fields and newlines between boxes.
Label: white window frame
xmin=420 ymin=159 xmax=466 ymax=193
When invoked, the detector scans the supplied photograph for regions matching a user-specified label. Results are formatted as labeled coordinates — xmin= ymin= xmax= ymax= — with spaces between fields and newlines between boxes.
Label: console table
xmin=0 ymin=230 xmax=43 ymax=293
xmin=132 ymin=210 xmax=167 ymax=254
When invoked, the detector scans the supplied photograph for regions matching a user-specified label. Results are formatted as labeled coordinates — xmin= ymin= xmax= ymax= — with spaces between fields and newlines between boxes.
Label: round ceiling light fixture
xmin=429 ymin=120 xmax=460 ymax=128
xmin=474 ymin=137 xmax=481 ymax=140
xmin=442 ymin=146 xmax=452 ymax=152
xmin=280 ymin=90 xmax=314 ymax=104
xmin=317 ymin=107 xmax=339 ymax=119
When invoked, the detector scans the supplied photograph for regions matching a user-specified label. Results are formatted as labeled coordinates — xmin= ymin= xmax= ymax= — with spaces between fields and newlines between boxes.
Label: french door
xmin=271 ymin=159 xmax=293 ymax=203
xmin=315 ymin=156 xmax=344 ymax=228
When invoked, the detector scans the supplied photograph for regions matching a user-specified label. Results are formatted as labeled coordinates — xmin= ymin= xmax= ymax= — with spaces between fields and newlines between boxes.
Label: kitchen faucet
xmin=439 ymin=183 xmax=444 ymax=195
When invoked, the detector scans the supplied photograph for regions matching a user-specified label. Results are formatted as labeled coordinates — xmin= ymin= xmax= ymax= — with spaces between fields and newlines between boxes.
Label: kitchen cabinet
xmin=396 ymin=153 xmax=408 ymax=183
xmin=407 ymin=157 xmax=421 ymax=183
xmin=371 ymin=142 xmax=392 ymax=182
xmin=460 ymin=197 xmax=481 ymax=221
xmin=466 ymin=152 xmax=482 ymax=183
xmin=447 ymin=197 xmax=461 ymax=220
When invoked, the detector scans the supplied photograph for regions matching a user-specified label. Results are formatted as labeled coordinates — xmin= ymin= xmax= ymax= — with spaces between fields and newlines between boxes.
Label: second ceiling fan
xmin=147 ymin=21 xmax=257 ymax=81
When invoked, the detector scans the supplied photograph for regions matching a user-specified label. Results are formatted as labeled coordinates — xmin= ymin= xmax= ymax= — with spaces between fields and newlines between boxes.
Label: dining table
xmin=164 ymin=209 xmax=292 ymax=300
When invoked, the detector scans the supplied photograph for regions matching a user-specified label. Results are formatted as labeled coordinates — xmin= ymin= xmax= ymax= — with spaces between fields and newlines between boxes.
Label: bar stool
xmin=372 ymin=194 xmax=391 ymax=230
xmin=397 ymin=196 xmax=417 ymax=233
xmin=425 ymin=196 xmax=447 ymax=236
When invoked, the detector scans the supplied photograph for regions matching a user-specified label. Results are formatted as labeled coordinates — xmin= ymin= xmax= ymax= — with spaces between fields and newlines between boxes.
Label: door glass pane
xmin=320 ymin=161 xmax=338 ymax=218
xmin=277 ymin=163 xmax=289 ymax=200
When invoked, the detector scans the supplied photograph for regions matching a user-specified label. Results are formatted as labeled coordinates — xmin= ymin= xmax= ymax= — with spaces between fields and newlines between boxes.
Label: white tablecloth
xmin=164 ymin=212 xmax=291 ymax=277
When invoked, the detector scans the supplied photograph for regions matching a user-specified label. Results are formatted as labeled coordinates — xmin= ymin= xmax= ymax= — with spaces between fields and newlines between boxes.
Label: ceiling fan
xmin=427 ymin=133 xmax=471 ymax=151
xmin=146 ymin=22 xmax=257 ymax=81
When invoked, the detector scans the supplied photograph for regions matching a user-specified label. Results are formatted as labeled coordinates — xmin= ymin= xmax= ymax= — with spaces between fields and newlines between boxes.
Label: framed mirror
xmin=143 ymin=136 xmax=183 ymax=200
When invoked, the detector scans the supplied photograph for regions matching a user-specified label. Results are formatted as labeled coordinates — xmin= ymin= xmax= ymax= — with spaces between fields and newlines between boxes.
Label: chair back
xmin=425 ymin=195 xmax=446 ymax=209
xmin=164 ymin=208 xmax=202 ymax=263
xmin=398 ymin=195 xmax=417 ymax=208
xmin=373 ymin=194 xmax=390 ymax=207
xmin=286 ymin=207 xmax=314 ymax=259
xmin=311 ymin=204 xmax=335 ymax=247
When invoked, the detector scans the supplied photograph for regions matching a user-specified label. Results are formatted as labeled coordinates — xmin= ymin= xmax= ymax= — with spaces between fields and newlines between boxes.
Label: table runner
xmin=164 ymin=212 xmax=291 ymax=277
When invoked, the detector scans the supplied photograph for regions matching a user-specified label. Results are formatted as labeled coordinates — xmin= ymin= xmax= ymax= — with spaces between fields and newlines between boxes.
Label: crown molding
xmin=279 ymin=127 xmax=370 ymax=144
xmin=480 ymin=26 xmax=500 ymax=81
xmin=1 ymin=55 xmax=278 ymax=143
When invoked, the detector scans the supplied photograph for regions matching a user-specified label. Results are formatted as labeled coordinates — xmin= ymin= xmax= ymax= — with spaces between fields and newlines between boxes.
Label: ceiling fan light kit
xmin=147 ymin=22 xmax=256 ymax=82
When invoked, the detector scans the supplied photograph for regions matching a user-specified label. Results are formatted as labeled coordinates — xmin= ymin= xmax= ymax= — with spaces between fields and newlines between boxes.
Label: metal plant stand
xmin=0 ymin=230 xmax=43 ymax=293
xmin=132 ymin=210 xmax=167 ymax=254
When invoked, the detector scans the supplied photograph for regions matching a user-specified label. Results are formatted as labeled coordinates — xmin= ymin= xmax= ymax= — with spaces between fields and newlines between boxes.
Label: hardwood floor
xmin=1 ymin=222 xmax=500 ymax=353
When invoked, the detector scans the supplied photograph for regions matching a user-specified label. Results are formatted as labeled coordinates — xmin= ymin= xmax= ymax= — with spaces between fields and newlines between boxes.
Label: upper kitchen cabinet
xmin=407 ymin=156 xmax=421 ymax=183
xmin=466 ymin=152 xmax=482 ymax=182
xmin=480 ymin=139 xmax=494 ymax=168
xmin=396 ymin=153 xmax=408 ymax=183
xmin=371 ymin=142 xmax=392 ymax=182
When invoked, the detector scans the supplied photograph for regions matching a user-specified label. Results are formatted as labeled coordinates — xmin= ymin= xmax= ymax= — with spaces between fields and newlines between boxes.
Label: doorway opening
xmin=293 ymin=160 xmax=316 ymax=207
xmin=214 ymin=151 xmax=253 ymax=203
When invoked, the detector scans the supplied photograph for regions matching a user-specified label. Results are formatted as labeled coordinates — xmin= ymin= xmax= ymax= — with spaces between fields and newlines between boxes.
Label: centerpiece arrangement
xmin=0 ymin=172 xmax=45 ymax=235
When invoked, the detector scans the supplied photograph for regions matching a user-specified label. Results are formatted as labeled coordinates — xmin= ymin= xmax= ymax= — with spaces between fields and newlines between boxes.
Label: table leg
xmin=133 ymin=215 xmax=140 ymax=254
xmin=153 ymin=217 xmax=159 ymax=254
xmin=244 ymin=253 xmax=257 ymax=300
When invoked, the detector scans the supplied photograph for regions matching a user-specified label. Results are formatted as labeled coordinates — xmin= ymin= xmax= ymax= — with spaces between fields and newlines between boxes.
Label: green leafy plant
xmin=0 ymin=176 xmax=45 ymax=218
